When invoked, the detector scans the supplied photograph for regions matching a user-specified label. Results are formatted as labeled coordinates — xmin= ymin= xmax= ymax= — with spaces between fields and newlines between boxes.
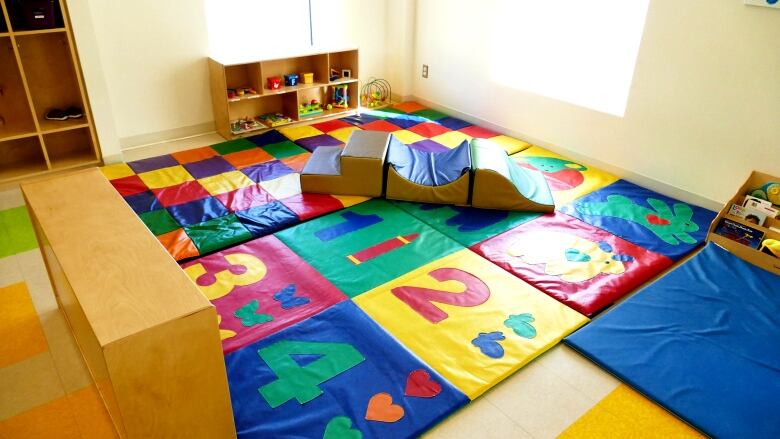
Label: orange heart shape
xmin=364 ymin=392 xmax=405 ymax=423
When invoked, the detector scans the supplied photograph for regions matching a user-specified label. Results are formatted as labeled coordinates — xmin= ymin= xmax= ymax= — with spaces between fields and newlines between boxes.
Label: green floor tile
xmin=412 ymin=108 xmax=448 ymax=121
xmin=262 ymin=140 xmax=308 ymax=159
xmin=139 ymin=209 xmax=180 ymax=235
xmin=211 ymin=138 xmax=258 ymax=155
xmin=185 ymin=214 xmax=252 ymax=254
xmin=0 ymin=206 xmax=38 ymax=258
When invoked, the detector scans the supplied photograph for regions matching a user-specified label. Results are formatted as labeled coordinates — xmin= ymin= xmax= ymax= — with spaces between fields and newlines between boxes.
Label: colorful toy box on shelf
xmin=258 ymin=112 xmax=293 ymax=127
xmin=298 ymin=99 xmax=323 ymax=117
xmin=301 ymin=72 xmax=314 ymax=84
xmin=284 ymin=73 xmax=299 ymax=86
xmin=332 ymin=84 xmax=349 ymax=109
xmin=230 ymin=117 xmax=264 ymax=134
xmin=267 ymin=76 xmax=282 ymax=90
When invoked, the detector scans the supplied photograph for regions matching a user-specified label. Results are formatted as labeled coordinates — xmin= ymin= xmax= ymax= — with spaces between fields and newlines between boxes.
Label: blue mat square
xmin=248 ymin=130 xmax=289 ymax=147
xmin=167 ymin=196 xmax=229 ymax=226
xmin=225 ymin=301 xmax=468 ymax=438
xmin=235 ymin=201 xmax=299 ymax=237
xmin=436 ymin=117 xmax=472 ymax=131
xmin=560 ymin=180 xmax=716 ymax=260
xmin=124 ymin=191 xmax=162 ymax=214
xmin=566 ymin=243 xmax=780 ymax=439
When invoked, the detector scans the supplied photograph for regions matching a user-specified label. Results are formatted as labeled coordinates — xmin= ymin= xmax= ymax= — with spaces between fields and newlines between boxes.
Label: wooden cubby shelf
xmin=209 ymin=48 xmax=360 ymax=140
xmin=0 ymin=0 xmax=100 ymax=183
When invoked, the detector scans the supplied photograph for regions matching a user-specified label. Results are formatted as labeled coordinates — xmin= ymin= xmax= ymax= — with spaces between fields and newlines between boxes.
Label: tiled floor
xmin=0 ymin=133 xmax=703 ymax=438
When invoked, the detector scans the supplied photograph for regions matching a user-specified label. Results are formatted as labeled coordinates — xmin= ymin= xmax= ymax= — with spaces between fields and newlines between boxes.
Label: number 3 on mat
xmin=258 ymin=340 xmax=365 ymax=408
xmin=391 ymin=268 xmax=490 ymax=323
xmin=184 ymin=253 xmax=267 ymax=300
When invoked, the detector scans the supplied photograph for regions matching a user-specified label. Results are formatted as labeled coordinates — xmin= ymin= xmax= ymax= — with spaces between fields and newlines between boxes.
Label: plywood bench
xmin=22 ymin=168 xmax=236 ymax=438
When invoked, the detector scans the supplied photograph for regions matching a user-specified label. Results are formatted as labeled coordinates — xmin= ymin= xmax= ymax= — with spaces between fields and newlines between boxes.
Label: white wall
xmin=70 ymin=0 xmax=390 ymax=153
xmin=413 ymin=0 xmax=780 ymax=204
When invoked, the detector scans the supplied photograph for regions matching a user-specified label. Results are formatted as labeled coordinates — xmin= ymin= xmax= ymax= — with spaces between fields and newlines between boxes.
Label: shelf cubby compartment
xmin=15 ymin=32 xmax=84 ymax=131
xmin=0 ymin=10 xmax=8 ymax=34
xmin=0 ymin=135 xmax=47 ymax=181
xmin=225 ymin=62 xmax=261 ymax=99
xmin=4 ymin=0 xmax=65 ymax=32
xmin=328 ymin=50 xmax=359 ymax=81
xmin=42 ymin=126 xmax=97 ymax=170
xmin=228 ymin=92 xmax=298 ymax=133
xmin=261 ymin=53 xmax=329 ymax=93
xmin=0 ymin=36 xmax=37 ymax=139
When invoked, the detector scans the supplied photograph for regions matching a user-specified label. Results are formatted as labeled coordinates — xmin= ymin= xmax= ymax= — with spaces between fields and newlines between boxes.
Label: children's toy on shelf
xmin=301 ymin=72 xmax=314 ymax=84
xmin=228 ymin=86 xmax=258 ymax=101
xmin=227 ymin=88 xmax=237 ymax=99
xmin=230 ymin=116 xmax=264 ymax=134
xmin=267 ymin=76 xmax=282 ymax=90
xmin=360 ymin=78 xmax=391 ymax=108
xmin=330 ymin=68 xmax=340 ymax=82
xmin=760 ymin=238 xmax=780 ymax=259
xmin=258 ymin=112 xmax=293 ymax=127
xmin=298 ymin=99 xmax=323 ymax=117
xmin=284 ymin=73 xmax=299 ymax=86
xmin=750 ymin=182 xmax=780 ymax=206
xmin=332 ymin=84 xmax=349 ymax=109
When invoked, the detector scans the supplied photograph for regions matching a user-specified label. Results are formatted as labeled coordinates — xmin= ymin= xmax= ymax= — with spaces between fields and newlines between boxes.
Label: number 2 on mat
xmin=258 ymin=340 xmax=365 ymax=408
xmin=184 ymin=253 xmax=267 ymax=300
xmin=391 ymin=268 xmax=490 ymax=323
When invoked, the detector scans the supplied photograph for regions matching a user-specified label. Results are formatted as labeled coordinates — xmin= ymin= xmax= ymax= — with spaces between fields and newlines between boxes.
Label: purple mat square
xmin=383 ymin=113 xmax=428 ymax=129
xmin=294 ymin=134 xmax=343 ymax=152
xmin=248 ymin=130 xmax=288 ymax=147
xmin=242 ymin=160 xmax=295 ymax=183
xmin=408 ymin=139 xmax=450 ymax=153
xmin=437 ymin=116 xmax=472 ymax=131
xmin=183 ymin=156 xmax=236 ymax=179
xmin=127 ymin=155 xmax=178 ymax=173
xmin=124 ymin=191 xmax=162 ymax=214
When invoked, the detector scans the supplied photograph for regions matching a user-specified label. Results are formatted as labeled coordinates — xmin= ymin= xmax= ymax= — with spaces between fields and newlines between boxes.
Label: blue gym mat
xmin=565 ymin=242 xmax=780 ymax=439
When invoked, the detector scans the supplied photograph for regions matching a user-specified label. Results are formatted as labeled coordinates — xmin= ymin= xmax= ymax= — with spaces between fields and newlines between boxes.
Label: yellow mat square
xmin=329 ymin=126 xmax=361 ymax=143
xmin=199 ymin=171 xmax=255 ymax=196
xmin=99 ymin=163 xmax=134 ymax=181
xmin=486 ymin=135 xmax=531 ymax=155
xmin=0 ymin=282 xmax=48 ymax=368
xmin=391 ymin=129 xmax=426 ymax=145
xmin=137 ymin=165 xmax=194 ymax=190
xmin=259 ymin=173 xmax=301 ymax=200
xmin=278 ymin=125 xmax=324 ymax=141
xmin=559 ymin=384 xmax=703 ymax=438
xmin=511 ymin=146 xmax=618 ymax=206
xmin=354 ymin=249 xmax=588 ymax=399
xmin=430 ymin=131 xmax=473 ymax=148
xmin=332 ymin=194 xmax=371 ymax=208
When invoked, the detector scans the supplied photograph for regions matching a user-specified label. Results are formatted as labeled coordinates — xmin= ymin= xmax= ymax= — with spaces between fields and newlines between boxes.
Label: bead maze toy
xmin=332 ymin=84 xmax=349 ymax=108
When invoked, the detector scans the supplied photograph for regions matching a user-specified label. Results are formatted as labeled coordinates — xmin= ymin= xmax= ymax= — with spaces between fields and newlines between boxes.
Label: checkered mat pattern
xmin=101 ymin=103 xmax=531 ymax=261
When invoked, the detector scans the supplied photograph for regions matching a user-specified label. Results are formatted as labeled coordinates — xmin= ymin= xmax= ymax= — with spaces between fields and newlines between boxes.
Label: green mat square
xmin=0 ymin=206 xmax=38 ymax=258
xmin=185 ymin=214 xmax=252 ymax=254
xmin=139 ymin=209 xmax=180 ymax=235
xmin=412 ymin=108 xmax=448 ymax=121
xmin=262 ymin=140 xmax=308 ymax=159
xmin=392 ymin=201 xmax=541 ymax=247
xmin=211 ymin=139 xmax=258 ymax=156
xmin=275 ymin=199 xmax=463 ymax=297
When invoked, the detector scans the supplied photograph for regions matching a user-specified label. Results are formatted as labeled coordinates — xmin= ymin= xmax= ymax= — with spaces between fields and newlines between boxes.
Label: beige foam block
xmin=484 ymin=357 xmax=596 ymax=438
xmin=424 ymin=395 xmax=533 ymax=439
xmin=0 ymin=352 xmax=66 ymax=420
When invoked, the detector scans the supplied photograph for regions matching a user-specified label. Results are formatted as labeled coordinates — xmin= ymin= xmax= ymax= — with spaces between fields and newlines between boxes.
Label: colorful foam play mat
xmin=101 ymin=102 xmax=723 ymax=437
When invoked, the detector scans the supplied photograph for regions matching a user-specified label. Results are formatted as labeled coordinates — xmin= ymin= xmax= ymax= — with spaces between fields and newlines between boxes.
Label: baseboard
xmin=102 ymin=152 xmax=124 ymax=165
xmin=410 ymin=96 xmax=722 ymax=211
xmin=120 ymin=121 xmax=216 ymax=150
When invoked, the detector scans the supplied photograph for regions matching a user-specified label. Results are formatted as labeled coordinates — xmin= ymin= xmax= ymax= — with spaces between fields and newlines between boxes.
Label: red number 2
xmin=391 ymin=268 xmax=490 ymax=323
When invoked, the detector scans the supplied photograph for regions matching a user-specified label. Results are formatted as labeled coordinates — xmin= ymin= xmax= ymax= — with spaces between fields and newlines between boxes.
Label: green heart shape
xmin=504 ymin=313 xmax=537 ymax=339
xmin=323 ymin=416 xmax=363 ymax=439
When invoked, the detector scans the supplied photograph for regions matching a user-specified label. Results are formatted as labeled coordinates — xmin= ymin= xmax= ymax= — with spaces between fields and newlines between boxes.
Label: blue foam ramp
xmin=565 ymin=242 xmax=780 ymax=438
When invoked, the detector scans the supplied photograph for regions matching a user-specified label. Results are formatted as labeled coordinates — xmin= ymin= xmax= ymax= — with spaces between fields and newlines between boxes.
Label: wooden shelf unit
xmin=0 ymin=0 xmax=100 ymax=184
xmin=209 ymin=49 xmax=360 ymax=140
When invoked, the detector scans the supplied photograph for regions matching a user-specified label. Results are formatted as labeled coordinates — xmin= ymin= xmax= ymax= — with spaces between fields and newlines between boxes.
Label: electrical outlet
xmin=422 ymin=64 xmax=429 ymax=78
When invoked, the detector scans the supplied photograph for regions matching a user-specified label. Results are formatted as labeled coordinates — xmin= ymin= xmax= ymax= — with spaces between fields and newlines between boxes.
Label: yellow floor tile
xmin=391 ymin=129 xmax=426 ymax=145
xmin=99 ymin=163 xmax=134 ymax=180
xmin=0 ymin=282 xmax=48 ymax=368
xmin=68 ymin=385 xmax=119 ymax=438
xmin=0 ymin=393 xmax=81 ymax=438
xmin=199 ymin=171 xmax=254 ymax=196
xmin=329 ymin=126 xmax=361 ymax=143
xmin=430 ymin=131 xmax=473 ymax=148
xmin=559 ymin=384 xmax=704 ymax=438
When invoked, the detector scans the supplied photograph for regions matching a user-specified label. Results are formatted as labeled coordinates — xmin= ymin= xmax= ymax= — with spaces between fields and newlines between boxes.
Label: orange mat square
xmin=0 ymin=282 xmax=48 ymax=368
xmin=171 ymin=146 xmax=219 ymax=164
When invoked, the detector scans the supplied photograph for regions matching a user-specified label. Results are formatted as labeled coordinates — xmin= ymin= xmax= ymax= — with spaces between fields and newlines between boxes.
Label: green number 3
xmin=258 ymin=340 xmax=365 ymax=408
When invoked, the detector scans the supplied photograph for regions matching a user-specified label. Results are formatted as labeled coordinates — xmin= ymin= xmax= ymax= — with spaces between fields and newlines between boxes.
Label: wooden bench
xmin=22 ymin=168 xmax=236 ymax=438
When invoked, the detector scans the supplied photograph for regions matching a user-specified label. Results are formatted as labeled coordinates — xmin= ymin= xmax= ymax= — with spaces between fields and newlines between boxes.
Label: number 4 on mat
xmin=258 ymin=341 xmax=365 ymax=408
xmin=391 ymin=268 xmax=490 ymax=323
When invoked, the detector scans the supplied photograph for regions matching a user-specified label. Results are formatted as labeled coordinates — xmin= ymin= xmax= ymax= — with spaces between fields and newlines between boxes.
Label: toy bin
xmin=302 ymin=72 xmax=314 ymax=84
xmin=267 ymin=76 xmax=282 ymax=90
xmin=284 ymin=73 xmax=299 ymax=86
